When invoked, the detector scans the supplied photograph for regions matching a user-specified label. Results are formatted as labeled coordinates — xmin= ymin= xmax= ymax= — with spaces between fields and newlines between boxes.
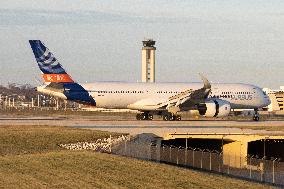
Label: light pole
xmin=185 ymin=137 xmax=191 ymax=166
xmin=192 ymin=148 xmax=197 ymax=167
xmin=263 ymin=137 xmax=269 ymax=159
xmin=169 ymin=145 xmax=173 ymax=163
xmin=272 ymin=157 xmax=280 ymax=184
xmin=177 ymin=146 xmax=183 ymax=165
xmin=211 ymin=150 xmax=220 ymax=171
xmin=219 ymin=151 xmax=223 ymax=173
xmin=162 ymin=145 xmax=166 ymax=162
xmin=197 ymin=148 xmax=206 ymax=169
xmin=249 ymin=155 xmax=254 ymax=179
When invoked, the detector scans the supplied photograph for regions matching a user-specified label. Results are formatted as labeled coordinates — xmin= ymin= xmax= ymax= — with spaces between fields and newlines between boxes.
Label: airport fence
xmin=111 ymin=141 xmax=284 ymax=187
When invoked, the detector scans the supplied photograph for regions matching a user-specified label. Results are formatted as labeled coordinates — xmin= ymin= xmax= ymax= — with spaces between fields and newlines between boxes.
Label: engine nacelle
xmin=197 ymin=99 xmax=231 ymax=118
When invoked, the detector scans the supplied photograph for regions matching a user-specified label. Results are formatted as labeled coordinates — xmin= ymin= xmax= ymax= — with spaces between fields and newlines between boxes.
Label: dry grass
xmin=0 ymin=125 xmax=277 ymax=189
xmin=0 ymin=109 xmax=135 ymax=118
xmin=0 ymin=151 xmax=276 ymax=189
xmin=0 ymin=125 xmax=122 ymax=155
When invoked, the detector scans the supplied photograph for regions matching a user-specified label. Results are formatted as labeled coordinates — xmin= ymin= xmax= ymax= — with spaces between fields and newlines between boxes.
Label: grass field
xmin=0 ymin=125 xmax=277 ymax=188
xmin=0 ymin=109 xmax=136 ymax=120
xmin=0 ymin=126 xmax=122 ymax=155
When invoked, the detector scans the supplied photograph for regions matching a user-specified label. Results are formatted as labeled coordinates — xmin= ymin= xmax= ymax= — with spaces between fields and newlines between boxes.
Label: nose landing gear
xmin=253 ymin=108 xmax=260 ymax=121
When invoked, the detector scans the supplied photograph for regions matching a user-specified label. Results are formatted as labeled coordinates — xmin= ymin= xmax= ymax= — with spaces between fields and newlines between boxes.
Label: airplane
xmin=29 ymin=40 xmax=271 ymax=121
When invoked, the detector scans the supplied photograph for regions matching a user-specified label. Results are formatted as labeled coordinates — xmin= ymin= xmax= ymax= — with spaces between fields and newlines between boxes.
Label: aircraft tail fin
xmin=29 ymin=40 xmax=74 ymax=83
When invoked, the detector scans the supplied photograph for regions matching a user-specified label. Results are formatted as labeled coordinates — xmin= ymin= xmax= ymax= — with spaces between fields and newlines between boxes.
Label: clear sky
xmin=0 ymin=0 xmax=284 ymax=88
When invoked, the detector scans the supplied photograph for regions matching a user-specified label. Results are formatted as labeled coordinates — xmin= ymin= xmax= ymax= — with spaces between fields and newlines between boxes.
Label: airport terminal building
xmin=263 ymin=87 xmax=284 ymax=112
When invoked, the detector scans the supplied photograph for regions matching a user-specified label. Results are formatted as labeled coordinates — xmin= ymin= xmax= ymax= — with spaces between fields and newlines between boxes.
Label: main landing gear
xmin=136 ymin=112 xmax=153 ymax=120
xmin=162 ymin=113 xmax=181 ymax=121
xmin=136 ymin=112 xmax=182 ymax=121
xmin=253 ymin=108 xmax=260 ymax=121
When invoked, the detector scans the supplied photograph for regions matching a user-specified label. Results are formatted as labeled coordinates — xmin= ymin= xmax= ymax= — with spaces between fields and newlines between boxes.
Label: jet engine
xmin=197 ymin=99 xmax=231 ymax=118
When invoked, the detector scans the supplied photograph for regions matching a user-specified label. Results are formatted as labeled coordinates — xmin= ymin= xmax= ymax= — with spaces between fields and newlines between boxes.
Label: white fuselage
xmin=78 ymin=82 xmax=270 ymax=110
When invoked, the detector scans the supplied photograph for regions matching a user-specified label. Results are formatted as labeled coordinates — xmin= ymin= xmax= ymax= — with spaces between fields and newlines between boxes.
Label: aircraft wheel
xmin=163 ymin=114 xmax=169 ymax=121
xmin=148 ymin=114 xmax=153 ymax=120
xmin=176 ymin=115 xmax=181 ymax=121
xmin=136 ymin=114 xmax=142 ymax=120
xmin=141 ymin=113 xmax=147 ymax=120
xmin=253 ymin=108 xmax=259 ymax=121
xmin=169 ymin=115 xmax=175 ymax=121
xmin=253 ymin=115 xmax=260 ymax=121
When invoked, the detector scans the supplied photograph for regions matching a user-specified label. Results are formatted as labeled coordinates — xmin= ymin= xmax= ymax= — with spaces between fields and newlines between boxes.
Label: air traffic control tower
xmin=141 ymin=39 xmax=156 ymax=83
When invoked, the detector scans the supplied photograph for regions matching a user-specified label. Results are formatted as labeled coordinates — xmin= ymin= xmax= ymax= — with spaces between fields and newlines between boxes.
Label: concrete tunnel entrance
xmin=161 ymin=138 xmax=229 ymax=152
xmin=162 ymin=138 xmax=284 ymax=162
xmin=161 ymin=129 xmax=284 ymax=168
xmin=248 ymin=139 xmax=284 ymax=160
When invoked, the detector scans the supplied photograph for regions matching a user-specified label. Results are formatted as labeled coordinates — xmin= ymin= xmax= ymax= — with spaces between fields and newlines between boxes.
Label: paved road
xmin=1 ymin=116 xmax=284 ymax=127
xmin=1 ymin=116 xmax=284 ymax=137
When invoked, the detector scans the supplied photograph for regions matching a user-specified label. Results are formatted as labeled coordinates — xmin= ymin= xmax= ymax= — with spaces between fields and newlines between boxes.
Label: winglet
xmin=199 ymin=73 xmax=211 ymax=89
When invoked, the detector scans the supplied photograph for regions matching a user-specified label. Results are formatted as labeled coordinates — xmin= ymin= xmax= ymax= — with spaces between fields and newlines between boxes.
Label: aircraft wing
xmin=127 ymin=74 xmax=211 ymax=113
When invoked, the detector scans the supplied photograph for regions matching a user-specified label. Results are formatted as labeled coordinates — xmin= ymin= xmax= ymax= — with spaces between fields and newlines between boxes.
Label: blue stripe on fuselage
xmin=63 ymin=83 xmax=96 ymax=106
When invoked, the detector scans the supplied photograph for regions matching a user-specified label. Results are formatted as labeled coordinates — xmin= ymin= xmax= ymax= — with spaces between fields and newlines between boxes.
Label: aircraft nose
xmin=262 ymin=95 xmax=271 ymax=107
xmin=258 ymin=88 xmax=270 ymax=107
xmin=265 ymin=96 xmax=271 ymax=106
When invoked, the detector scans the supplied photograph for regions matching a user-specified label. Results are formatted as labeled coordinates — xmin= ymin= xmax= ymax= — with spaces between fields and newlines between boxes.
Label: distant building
xmin=263 ymin=87 xmax=284 ymax=112
xmin=141 ymin=39 xmax=156 ymax=83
